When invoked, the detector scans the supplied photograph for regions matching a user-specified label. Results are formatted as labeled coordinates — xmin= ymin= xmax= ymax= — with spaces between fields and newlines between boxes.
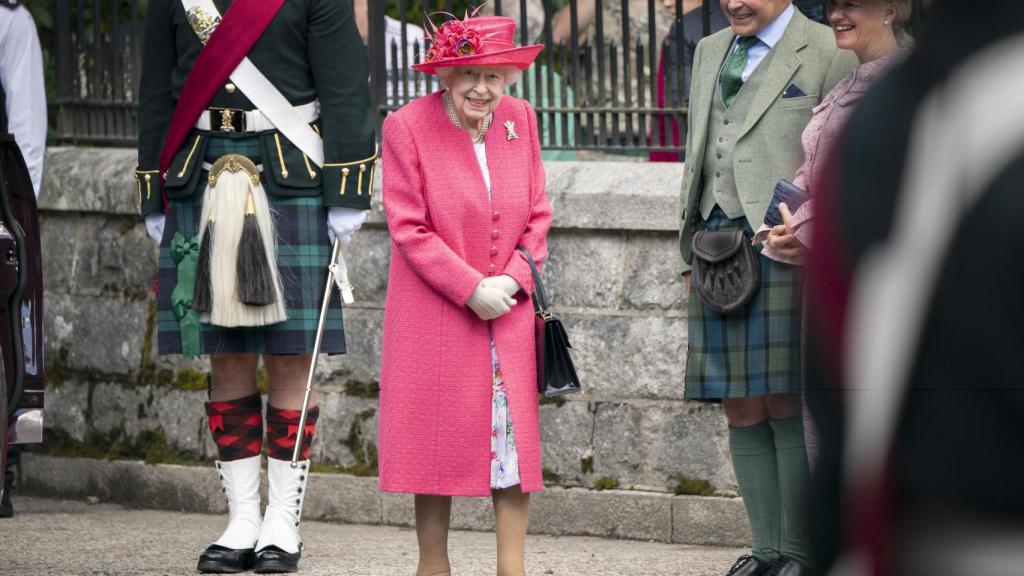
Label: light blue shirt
xmin=732 ymin=3 xmax=796 ymax=81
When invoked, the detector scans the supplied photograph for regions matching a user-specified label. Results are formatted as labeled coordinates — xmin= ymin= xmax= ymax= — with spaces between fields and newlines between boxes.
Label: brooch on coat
xmin=503 ymin=121 xmax=518 ymax=141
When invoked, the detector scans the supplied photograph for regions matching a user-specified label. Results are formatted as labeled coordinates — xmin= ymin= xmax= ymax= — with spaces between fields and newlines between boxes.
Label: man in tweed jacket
xmin=677 ymin=1 xmax=855 ymax=574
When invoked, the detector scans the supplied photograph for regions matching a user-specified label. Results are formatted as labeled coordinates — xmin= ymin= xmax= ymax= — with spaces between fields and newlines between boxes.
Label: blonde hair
xmin=881 ymin=0 xmax=915 ymax=46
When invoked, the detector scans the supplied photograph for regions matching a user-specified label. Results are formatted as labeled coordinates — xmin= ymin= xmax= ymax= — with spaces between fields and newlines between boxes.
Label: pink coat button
xmin=491 ymin=230 xmax=499 ymax=240
xmin=492 ymin=211 xmax=500 ymax=221
xmin=490 ymin=246 xmax=498 ymax=256
xmin=488 ymin=264 xmax=496 ymax=273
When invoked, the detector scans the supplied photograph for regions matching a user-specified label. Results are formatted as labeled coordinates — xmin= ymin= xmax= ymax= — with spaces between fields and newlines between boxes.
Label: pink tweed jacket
xmin=378 ymin=92 xmax=552 ymax=496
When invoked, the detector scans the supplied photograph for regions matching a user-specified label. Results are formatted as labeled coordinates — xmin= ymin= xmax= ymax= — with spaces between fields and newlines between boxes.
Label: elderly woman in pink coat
xmin=378 ymin=13 xmax=550 ymax=576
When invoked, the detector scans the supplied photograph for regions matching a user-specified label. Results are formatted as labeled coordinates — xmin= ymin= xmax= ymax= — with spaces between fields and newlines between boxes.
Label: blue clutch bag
xmin=764 ymin=179 xmax=810 ymax=228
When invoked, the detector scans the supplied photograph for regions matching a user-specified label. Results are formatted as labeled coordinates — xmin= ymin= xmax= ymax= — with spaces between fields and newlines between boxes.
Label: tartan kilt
xmin=684 ymin=208 xmax=802 ymax=400
xmin=156 ymin=136 xmax=345 ymax=356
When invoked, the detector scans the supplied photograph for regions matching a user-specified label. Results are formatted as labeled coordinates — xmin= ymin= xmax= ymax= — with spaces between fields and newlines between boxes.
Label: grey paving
xmin=0 ymin=496 xmax=745 ymax=576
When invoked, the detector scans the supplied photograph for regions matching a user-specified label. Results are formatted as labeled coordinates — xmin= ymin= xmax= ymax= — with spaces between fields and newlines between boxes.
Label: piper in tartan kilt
xmin=677 ymin=2 xmax=856 ymax=574
xmin=135 ymin=0 xmax=375 ymax=571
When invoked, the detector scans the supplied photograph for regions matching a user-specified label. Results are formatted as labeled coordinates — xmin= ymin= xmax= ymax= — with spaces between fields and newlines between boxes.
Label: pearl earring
xmin=884 ymin=20 xmax=890 ymax=25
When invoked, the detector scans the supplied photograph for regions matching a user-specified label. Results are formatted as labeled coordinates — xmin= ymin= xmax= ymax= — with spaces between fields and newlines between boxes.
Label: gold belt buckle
xmin=209 ymin=108 xmax=245 ymax=133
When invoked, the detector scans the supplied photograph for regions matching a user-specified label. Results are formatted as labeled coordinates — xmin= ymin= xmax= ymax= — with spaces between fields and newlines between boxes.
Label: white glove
xmin=327 ymin=207 xmax=369 ymax=246
xmin=466 ymin=283 xmax=516 ymax=321
xmin=145 ymin=213 xmax=166 ymax=245
xmin=481 ymin=274 xmax=521 ymax=298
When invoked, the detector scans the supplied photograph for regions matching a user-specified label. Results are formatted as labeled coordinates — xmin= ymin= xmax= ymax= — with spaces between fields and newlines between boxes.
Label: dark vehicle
xmin=0 ymin=133 xmax=45 ymax=503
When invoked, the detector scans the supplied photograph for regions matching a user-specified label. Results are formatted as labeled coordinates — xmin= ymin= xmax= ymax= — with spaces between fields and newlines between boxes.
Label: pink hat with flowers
xmin=413 ymin=13 xmax=544 ymax=75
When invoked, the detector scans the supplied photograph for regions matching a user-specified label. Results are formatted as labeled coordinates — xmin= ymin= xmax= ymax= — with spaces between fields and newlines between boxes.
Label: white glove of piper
xmin=466 ymin=282 xmax=516 ymax=321
xmin=481 ymin=274 xmax=521 ymax=298
xmin=145 ymin=213 xmax=166 ymax=245
xmin=327 ymin=207 xmax=369 ymax=247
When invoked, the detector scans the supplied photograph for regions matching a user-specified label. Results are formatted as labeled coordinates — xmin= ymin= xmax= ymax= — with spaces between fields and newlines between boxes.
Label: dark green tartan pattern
xmin=684 ymin=208 xmax=802 ymax=400
xmin=156 ymin=136 xmax=345 ymax=355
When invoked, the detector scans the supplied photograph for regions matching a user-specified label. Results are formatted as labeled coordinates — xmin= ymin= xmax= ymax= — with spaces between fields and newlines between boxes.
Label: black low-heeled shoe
xmin=253 ymin=544 xmax=302 ymax=574
xmin=196 ymin=544 xmax=256 ymax=573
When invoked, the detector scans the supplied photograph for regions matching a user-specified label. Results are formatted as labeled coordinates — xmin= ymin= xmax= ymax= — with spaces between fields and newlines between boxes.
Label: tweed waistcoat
xmin=699 ymin=48 xmax=776 ymax=220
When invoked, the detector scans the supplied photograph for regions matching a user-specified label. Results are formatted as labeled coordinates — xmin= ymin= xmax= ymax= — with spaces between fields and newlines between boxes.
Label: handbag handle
xmin=516 ymin=247 xmax=550 ymax=318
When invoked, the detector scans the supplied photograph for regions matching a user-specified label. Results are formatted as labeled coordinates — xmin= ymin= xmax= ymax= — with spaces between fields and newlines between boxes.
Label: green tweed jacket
xmin=678 ymin=10 xmax=857 ymax=272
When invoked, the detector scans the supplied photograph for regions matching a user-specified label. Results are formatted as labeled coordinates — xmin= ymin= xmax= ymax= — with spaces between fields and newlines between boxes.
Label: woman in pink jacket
xmin=378 ymin=14 xmax=550 ymax=576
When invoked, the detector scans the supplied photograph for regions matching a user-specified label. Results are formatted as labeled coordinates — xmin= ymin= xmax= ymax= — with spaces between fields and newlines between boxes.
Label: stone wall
xmin=38 ymin=147 xmax=735 ymax=494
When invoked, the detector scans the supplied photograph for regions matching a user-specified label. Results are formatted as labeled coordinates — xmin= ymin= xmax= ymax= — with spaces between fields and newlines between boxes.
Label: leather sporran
xmin=517 ymin=247 xmax=581 ymax=398
xmin=690 ymin=229 xmax=760 ymax=315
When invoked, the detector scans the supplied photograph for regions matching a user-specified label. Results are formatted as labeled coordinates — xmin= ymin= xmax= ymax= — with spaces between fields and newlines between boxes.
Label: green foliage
xmin=673 ymin=473 xmax=716 ymax=496
xmin=592 ymin=476 xmax=620 ymax=491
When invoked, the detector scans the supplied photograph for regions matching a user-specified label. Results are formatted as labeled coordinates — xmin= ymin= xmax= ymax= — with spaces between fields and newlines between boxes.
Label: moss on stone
xmin=33 ymin=426 xmax=203 ymax=467
xmin=580 ymin=456 xmax=594 ymax=475
xmin=343 ymin=380 xmax=380 ymax=398
xmin=593 ymin=476 xmax=620 ymax=491
xmin=338 ymin=407 xmax=379 ymax=477
xmin=538 ymin=395 xmax=566 ymax=407
xmin=173 ymin=368 xmax=208 ymax=392
xmin=542 ymin=468 xmax=562 ymax=483
xmin=673 ymin=473 xmax=716 ymax=496
xmin=44 ymin=347 xmax=72 ymax=389
xmin=256 ymin=368 xmax=269 ymax=395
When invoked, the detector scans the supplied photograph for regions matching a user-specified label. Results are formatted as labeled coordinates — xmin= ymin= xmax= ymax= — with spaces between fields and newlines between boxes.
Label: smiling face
xmin=444 ymin=66 xmax=508 ymax=130
xmin=719 ymin=0 xmax=792 ymax=37
xmin=828 ymin=0 xmax=898 ymax=61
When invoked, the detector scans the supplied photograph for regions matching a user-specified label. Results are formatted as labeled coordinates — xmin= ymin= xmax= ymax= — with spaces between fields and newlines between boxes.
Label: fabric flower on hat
xmin=423 ymin=10 xmax=486 ymax=64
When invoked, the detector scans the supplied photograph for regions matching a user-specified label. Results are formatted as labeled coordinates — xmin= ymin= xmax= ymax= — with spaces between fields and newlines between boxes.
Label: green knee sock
xmin=770 ymin=416 xmax=812 ymax=566
xmin=729 ymin=422 xmax=781 ymax=562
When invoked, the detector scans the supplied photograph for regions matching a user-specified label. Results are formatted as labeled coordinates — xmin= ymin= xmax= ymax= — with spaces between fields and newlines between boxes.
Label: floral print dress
xmin=475 ymin=142 xmax=521 ymax=490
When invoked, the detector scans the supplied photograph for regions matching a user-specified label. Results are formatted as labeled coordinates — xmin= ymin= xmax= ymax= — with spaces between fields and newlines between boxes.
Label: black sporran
xmin=690 ymin=228 xmax=761 ymax=314
xmin=517 ymin=247 xmax=581 ymax=398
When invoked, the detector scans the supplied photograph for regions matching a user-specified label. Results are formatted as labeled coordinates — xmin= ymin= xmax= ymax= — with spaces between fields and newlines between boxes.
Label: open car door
xmin=0 ymin=133 xmax=44 ymax=454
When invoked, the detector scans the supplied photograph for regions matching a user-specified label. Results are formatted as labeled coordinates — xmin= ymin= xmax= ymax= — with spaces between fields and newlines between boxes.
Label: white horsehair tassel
xmin=328 ymin=254 xmax=355 ymax=304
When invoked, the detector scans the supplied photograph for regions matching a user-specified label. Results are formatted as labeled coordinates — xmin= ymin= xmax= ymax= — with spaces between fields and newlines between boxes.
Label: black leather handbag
xmin=517 ymin=247 xmax=581 ymax=398
xmin=690 ymin=228 xmax=761 ymax=315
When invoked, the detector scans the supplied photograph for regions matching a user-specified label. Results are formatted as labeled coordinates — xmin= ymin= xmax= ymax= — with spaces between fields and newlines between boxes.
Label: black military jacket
xmin=135 ymin=0 xmax=376 ymax=216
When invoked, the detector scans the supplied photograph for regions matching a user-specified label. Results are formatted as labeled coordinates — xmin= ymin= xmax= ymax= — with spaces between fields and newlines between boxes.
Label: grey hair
xmin=435 ymin=65 xmax=523 ymax=89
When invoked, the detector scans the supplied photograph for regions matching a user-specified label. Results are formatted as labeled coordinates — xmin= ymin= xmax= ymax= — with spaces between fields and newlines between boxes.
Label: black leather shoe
xmin=196 ymin=544 xmax=255 ymax=573
xmin=726 ymin=554 xmax=770 ymax=576
xmin=0 ymin=488 xmax=12 ymax=518
xmin=253 ymin=544 xmax=302 ymax=573
xmin=764 ymin=556 xmax=808 ymax=576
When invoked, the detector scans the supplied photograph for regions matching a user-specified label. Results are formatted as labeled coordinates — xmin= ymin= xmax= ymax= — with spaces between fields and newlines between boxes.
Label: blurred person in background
xmin=0 ymin=0 xmax=46 ymax=520
xmin=649 ymin=0 xmax=729 ymax=162
xmin=804 ymin=1 xmax=1024 ymax=574
xmin=353 ymin=0 xmax=427 ymax=105
xmin=481 ymin=0 xmax=579 ymax=160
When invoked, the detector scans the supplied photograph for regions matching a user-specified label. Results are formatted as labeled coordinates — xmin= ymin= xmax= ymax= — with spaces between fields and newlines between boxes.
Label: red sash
xmin=157 ymin=0 xmax=286 ymax=211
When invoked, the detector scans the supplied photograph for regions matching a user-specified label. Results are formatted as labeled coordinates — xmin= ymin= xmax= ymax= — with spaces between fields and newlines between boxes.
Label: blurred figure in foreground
xmin=805 ymin=1 xmax=1024 ymax=574
xmin=0 ymin=0 xmax=46 ymax=520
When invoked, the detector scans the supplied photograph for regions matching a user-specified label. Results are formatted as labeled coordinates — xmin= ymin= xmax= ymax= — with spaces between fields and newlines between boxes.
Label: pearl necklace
xmin=444 ymin=91 xmax=492 ymax=144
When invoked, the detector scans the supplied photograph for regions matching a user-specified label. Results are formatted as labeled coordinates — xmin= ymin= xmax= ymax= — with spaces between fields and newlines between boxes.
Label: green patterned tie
xmin=720 ymin=36 xmax=757 ymax=108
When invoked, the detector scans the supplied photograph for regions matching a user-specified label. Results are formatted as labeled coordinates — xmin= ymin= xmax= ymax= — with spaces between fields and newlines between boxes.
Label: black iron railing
xmin=49 ymin=0 xmax=927 ymax=154
xmin=51 ymin=0 xmax=144 ymax=146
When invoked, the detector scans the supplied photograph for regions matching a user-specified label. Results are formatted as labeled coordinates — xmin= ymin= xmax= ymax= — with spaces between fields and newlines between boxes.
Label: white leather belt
xmin=194 ymin=100 xmax=320 ymax=133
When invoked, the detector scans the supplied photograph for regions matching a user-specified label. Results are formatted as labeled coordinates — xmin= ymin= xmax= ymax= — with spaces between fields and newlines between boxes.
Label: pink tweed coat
xmin=378 ymin=92 xmax=553 ymax=496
